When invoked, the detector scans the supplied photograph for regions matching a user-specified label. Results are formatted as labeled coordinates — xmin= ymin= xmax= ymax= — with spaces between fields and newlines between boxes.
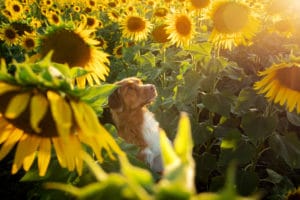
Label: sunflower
xmin=121 ymin=14 xmax=152 ymax=42
xmin=5 ymin=0 xmax=24 ymax=21
xmin=0 ymin=25 xmax=19 ymax=46
xmin=152 ymin=24 xmax=170 ymax=43
xmin=190 ymin=0 xmax=210 ymax=10
xmin=39 ymin=25 xmax=110 ymax=88
xmin=113 ymin=44 xmax=124 ymax=58
xmin=269 ymin=18 xmax=295 ymax=38
xmin=0 ymin=58 xmax=124 ymax=176
xmin=208 ymin=0 xmax=261 ymax=50
xmin=165 ymin=12 xmax=195 ymax=47
xmin=285 ymin=187 xmax=300 ymax=200
xmin=46 ymin=11 xmax=62 ymax=25
xmin=21 ymin=32 xmax=37 ymax=51
xmin=153 ymin=7 xmax=168 ymax=18
xmin=254 ymin=62 xmax=300 ymax=113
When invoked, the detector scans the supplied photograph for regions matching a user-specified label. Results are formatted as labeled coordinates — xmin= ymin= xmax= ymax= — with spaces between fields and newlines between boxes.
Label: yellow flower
xmin=189 ymin=0 xmax=210 ymax=10
xmin=39 ymin=25 xmax=110 ymax=87
xmin=165 ymin=12 xmax=195 ymax=47
xmin=269 ymin=18 xmax=295 ymax=38
xmin=152 ymin=24 xmax=170 ymax=43
xmin=113 ymin=44 xmax=124 ymax=58
xmin=0 ymin=81 xmax=123 ymax=176
xmin=0 ymin=25 xmax=19 ymax=46
xmin=121 ymin=14 xmax=152 ymax=42
xmin=208 ymin=0 xmax=261 ymax=50
xmin=21 ymin=32 xmax=37 ymax=51
xmin=46 ymin=11 xmax=62 ymax=25
xmin=285 ymin=187 xmax=300 ymax=200
xmin=254 ymin=62 xmax=300 ymax=113
xmin=5 ymin=0 xmax=24 ymax=21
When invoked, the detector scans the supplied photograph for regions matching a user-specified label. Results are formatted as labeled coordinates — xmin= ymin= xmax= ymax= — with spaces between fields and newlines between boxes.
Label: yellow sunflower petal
xmin=12 ymin=134 xmax=41 ymax=174
xmin=30 ymin=93 xmax=49 ymax=133
xmin=5 ymin=92 xmax=31 ymax=119
xmin=0 ymin=82 xmax=20 ymax=95
xmin=52 ymin=137 xmax=67 ymax=168
xmin=47 ymin=91 xmax=72 ymax=136
xmin=0 ymin=128 xmax=23 ymax=160
xmin=70 ymin=101 xmax=99 ymax=136
xmin=38 ymin=138 xmax=51 ymax=176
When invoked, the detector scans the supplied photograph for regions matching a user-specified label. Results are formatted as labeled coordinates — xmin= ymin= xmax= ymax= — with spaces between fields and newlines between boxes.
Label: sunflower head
xmin=39 ymin=24 xmax=110 ymax=87
xmin=254 ymin=61 xmax=300 ymax=113
xmin=0 ymin=56 xmax=123 ymax=176
xmin=0 ymin=25 xmax=19 ymax=46
xmin=208 ymin=0 xmax=261 ymax=50
xmin=152 ymin=24 xmax=170 ymax=43
xmin=165 ymin=12 xmax=195 ymax=47
xmin=286 ymin=187 xmax=300 ymax=200
xmin=121 ymin=14 xmax=152 ymax=42
xmin=190 ymin=0 xmax=210 ymax=10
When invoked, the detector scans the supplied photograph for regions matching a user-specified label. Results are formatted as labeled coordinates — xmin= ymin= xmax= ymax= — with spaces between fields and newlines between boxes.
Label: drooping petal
xmin=5 ymin=92 xmax=31 ymax=119
xmin=47 ymin=91 xmax=72 ymax=136
xmin=12 ymin=134 xmax=41 ymax=174
xmin=0 ymin=82 xmax=20 ymax=96
xmin=30 ymin=93 xmax=49 ymax=133
xmin=0 ymin=128 xmax=23 ymax=160
xmin=38 ymin=138 xmax=51 ymax=176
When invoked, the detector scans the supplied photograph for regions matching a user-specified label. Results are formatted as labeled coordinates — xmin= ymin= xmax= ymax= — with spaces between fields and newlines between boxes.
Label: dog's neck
xmin=111 ymin=107 xmax=148 ymax=148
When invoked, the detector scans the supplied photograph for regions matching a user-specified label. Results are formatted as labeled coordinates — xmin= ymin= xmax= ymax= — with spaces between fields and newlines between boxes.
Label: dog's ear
xmin=108 ymin=89 xmax=123 ymax=112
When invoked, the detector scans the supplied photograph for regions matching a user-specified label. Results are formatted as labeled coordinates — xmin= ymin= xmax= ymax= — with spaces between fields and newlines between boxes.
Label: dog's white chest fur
xmin=141 ymin=110 xmax=163 ymax=172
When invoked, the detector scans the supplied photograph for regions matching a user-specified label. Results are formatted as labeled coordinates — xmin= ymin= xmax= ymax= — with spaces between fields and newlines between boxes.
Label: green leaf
xmin=236 ymin=170 xmax=259 ymax=196
xmin=269 ymin=132 xmax=300 ymax=168
xmin=202 ymin=93 xmax=232 ymax=117
xmin=119 ymin=156 xmax=154 ymax=189
xmin=218 ymin=141 xmax=255 ymax=166
xmin=70 ymin=67 xmax=89 ymax=78
xmin=15 ymin=65 xmax=39 ymax=84
xmin=286 ymin=111 xmax=300 ymax=127
xmin=195 ymin=152 xmax=217 ymax=183
xmin=241 ymin=112 xmax=277 ymax=141
xmin=81 ymin=84 xmax=118 ymax=115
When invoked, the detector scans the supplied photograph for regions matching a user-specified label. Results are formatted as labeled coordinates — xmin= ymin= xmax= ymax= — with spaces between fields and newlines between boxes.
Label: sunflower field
xmin=1 ymin=0 xmax=300 ymax=199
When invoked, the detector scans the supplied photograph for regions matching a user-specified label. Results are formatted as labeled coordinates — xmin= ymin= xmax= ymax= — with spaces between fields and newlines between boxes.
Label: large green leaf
xmin=269 ymin=132 xmax=300 ymax=168
xmin=241 ymin=112 xmax=277 ymax=141
xmin=202 ymin=93 xmax=233 ymax=117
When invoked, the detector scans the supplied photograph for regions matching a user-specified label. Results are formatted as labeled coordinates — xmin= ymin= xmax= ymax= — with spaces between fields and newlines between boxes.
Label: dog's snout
xmin=150 ymin=84 xmax=156 ymax=92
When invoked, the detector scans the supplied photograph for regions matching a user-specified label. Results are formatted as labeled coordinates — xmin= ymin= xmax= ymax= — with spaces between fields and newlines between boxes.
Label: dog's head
xmin=108 ymin=77 xmax=157 ymax=112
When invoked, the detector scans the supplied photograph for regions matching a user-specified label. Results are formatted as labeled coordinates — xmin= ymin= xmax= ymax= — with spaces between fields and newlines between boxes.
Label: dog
xmin=108 ymin=77 xmax=163 ymax=173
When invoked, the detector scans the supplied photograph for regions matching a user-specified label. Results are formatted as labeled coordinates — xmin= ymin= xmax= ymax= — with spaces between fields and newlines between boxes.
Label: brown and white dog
xmin=108 ymin=77 xmax=163 ymax=173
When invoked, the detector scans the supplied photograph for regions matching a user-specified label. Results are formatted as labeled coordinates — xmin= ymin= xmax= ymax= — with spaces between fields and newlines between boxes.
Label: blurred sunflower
xmin=121 ymin=14 xmax=152 ymax=42
xmin=0 ymin=59 xmax=124 ymax=176
xmin=5 ymin=0 xmax=24 ymax=21
xmin=39 ymin=25 xmax=110 ymax=87
xmin=152 ymin=24 xmax=170 ymax=43
xmin=21 ymin=32 xmax=37 ymax=51
xmin=208 ymin=0 xmax=261 ymax=50
xmin=0 ymin=24 xmax=19 ymax=46
xmin=113 ymin=44 xmax=124 ymax=58
xmin=269 ymin=18 xmax=295 ymax=38
xmin=285 ymin=187 xmax=300 ymax=200
xmin=165 ymin=12 xmax=195 ymax=47
xmin=254 ymin=62 xmax=300 ymax=113
xmin=46 ymin=11 xmax=62 ymax=25
xmin=154 ymin=7 xmax=168 ymax=18
xmin=190 ymin=0 xmax=210 ymax=10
